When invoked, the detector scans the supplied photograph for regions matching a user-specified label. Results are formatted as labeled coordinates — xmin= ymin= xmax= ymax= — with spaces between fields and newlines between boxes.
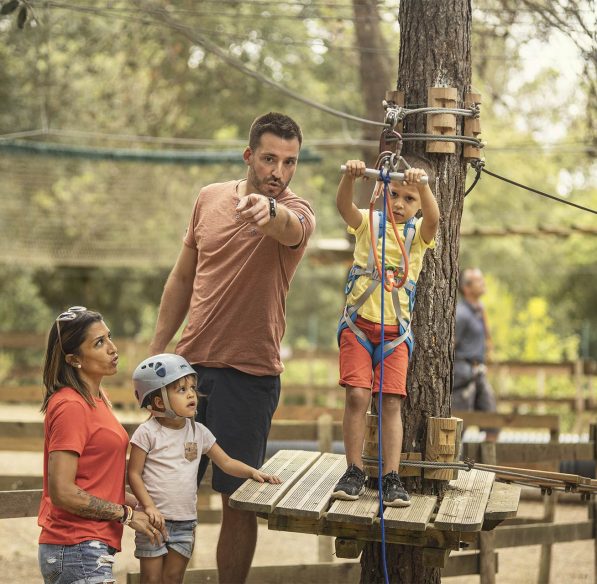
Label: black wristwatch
xmin=268 ymin=197 xmax=277 ymax=218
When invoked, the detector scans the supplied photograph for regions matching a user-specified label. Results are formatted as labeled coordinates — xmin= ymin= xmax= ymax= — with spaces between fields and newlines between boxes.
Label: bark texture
xmin=352 ymin=0 xmax=392 ymax=207
xmin=360 ymin=1 xmax=471 ymax=582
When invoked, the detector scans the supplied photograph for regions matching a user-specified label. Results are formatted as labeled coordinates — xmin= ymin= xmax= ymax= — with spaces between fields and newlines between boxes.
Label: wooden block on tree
xmin=427 ymin=86 xmax=458 ymax=154
xmin=385 ymin=90 xmax=404 ymax=105
xmin=363 ymin=414 xmax=422 ymax=477
xmin=425 ymin=416 xmax=462 ymax=480
xmin=452 ymin=418 xmax=464 ymax=479
xmin=464 ymin=91 xmax=483 ymax=158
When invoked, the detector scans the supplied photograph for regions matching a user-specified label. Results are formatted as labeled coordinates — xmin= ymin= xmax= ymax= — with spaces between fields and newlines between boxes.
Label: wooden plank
xmin=229 ymin=450 xmax=320 ymax=513
xmin=453 ymin=410 xmax=560 ymax=430
xmin=268 ymin=420 xmax=343 ymax=441
xmin=0 ymin=489 xmax=41 ymax=519
xmin=383 ymin=494 xmax=437 ymax=531
xmin=273 ymin=453 xmax=346 ymax=519
xmin=268 ymin=513 xmax=464 ymax=550
xmin=434 ymin=469 xmax=495 ymax=532
xmin=442 ymin=551 xmax=498 ymax=578
xmin=0 ymin=475 xmax=43 ymax=490
xmin=463 ymin=442 xmax=594 ymax=466
xmin=127 ymin=562 xmax=362 ymax=584
xmin=326 ymin=486 xmax=379 ymax=525
xmin=476 ymin=463 xmax=593 ymax=489
xmin=490 ymin=521 xmax=594 ymax=548
xmin=273 ymin=405 xmax=343 ymax=422
xmin=484 ymin=481 xmax=521 ymax=521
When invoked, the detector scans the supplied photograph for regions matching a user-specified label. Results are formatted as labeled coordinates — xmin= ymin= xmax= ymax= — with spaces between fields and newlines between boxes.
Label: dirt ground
xmin=0 ymin=405 xmax=594 ymax=584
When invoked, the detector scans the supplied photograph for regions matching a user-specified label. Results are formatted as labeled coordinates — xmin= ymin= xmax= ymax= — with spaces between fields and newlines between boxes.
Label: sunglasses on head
xmin=56 ymin=306 xmax=87 ymax=355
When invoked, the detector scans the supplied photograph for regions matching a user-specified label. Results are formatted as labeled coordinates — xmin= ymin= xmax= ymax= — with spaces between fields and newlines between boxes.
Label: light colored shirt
xmin=130 ymin=418 xmax=216 ymax=521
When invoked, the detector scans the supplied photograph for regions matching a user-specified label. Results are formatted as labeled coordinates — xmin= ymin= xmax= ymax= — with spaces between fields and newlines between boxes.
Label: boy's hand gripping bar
xmin=340 ymin=165 xmax=428 ymax=185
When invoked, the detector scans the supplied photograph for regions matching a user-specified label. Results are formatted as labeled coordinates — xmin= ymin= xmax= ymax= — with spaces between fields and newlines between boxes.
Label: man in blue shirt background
xmin=452 ymin=268 xmax=499 ymax=441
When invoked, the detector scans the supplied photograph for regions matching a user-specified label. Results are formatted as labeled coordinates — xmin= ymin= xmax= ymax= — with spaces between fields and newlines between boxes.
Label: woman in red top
xmin=38 ymin=307 xmax=167 ymax=584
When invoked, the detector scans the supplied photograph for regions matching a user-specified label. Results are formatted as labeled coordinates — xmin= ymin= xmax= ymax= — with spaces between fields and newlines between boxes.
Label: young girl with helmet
xmin=127 ymin=353 xmax=280 ymax=584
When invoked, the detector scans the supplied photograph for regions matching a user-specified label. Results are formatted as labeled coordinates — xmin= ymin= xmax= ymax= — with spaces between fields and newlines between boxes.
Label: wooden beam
xmin=268 ymin=514 xmax=464 ymax=550
xmin=442 ymin=551 xmax=498 ymax=578
xmin=0 ymin=489 xmax=41 ymax=519
xmin=467 ymin=521 xmax=595 ymax=549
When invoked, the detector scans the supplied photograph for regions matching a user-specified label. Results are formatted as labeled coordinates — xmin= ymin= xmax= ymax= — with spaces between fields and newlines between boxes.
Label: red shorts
xmin=339 ymin=316 xmax=408 ymax=395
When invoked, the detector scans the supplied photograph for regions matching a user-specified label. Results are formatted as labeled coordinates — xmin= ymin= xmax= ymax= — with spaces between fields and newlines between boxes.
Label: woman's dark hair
xmin=41 ymin=309 xmax=105 ymax=413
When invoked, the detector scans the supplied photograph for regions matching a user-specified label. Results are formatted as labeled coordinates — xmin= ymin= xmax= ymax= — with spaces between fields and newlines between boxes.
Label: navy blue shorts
xmin=193 ymin=366 xmax=281 ymax=495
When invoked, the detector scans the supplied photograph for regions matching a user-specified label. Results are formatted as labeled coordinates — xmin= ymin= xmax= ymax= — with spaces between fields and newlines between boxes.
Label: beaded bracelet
xmin=119 ymin=504 xmax=133 ymax=526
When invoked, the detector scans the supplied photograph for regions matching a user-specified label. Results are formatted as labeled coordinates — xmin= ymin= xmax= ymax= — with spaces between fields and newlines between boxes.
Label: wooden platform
xmin=230 ymin=450 xmax=521 ymax=556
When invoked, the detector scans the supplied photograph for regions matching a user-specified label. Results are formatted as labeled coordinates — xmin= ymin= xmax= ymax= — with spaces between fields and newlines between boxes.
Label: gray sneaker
xmin=382 ymin=471 xmax=411 ymax=507
xmin=331 ymin=464 xmax=367 ymax=501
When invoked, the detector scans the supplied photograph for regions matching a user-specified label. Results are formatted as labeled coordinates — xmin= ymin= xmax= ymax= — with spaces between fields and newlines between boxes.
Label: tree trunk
xmin=360 ymin=1 xmax=471 ymax=582
xmin=352 ymin=0 xmax=392 ymax=207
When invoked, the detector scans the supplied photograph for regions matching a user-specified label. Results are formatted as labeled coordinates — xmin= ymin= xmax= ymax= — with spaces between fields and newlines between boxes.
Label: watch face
xmin=269 ymin=197 xmax=276 ymax=217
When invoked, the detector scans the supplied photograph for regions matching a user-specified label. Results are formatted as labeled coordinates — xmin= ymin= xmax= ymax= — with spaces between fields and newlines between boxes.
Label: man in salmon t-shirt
xmin=149 ymin=112 xmax=315 ymax=583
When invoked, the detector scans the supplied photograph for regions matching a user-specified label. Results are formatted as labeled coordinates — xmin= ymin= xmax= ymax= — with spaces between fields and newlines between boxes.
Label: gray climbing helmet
xmin=133 ymin=353 xmax=197 ymax=415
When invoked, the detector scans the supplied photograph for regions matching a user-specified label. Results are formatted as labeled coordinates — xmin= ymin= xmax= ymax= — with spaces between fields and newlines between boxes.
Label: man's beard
xmin=248 ymin=166 xmax=287 ymax=197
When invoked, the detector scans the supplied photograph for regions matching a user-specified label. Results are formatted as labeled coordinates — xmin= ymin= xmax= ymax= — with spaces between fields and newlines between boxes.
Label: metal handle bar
xmin=340 ymin=165 xmax=428 ymax=185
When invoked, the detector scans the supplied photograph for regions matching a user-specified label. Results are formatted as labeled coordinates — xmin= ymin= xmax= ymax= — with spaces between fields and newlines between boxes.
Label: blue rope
xmin=378 ymin=168 xmax=391 ymax=584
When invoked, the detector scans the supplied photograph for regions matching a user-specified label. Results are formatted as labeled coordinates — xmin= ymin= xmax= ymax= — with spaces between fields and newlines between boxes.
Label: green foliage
xmin=0 ymin=0 xmax=595 ymax=364
xmin=0 ymin=267 xmax=52 ymax=331
xmin=484 ymin=275 xmax=579 ymax=362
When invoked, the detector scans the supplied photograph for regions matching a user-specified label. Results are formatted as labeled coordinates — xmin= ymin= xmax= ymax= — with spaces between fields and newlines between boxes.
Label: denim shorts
xmin=38 ymin=540 xmax=117 ymax=584
xmin=134 ymin=519 xmax=197 ymax=559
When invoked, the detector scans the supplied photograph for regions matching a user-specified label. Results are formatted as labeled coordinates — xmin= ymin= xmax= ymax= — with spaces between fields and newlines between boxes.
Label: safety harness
xmin=337 ymin=210 xmax=418 ymax=368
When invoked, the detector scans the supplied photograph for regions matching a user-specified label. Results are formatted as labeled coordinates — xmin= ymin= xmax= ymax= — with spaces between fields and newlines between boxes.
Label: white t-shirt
xmin=130 ymin=417 xmax=216 ymax=520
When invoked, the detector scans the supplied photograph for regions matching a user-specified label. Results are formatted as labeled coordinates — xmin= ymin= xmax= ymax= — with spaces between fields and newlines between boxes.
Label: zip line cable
xmin=479 ymin=166 xmax=597 ymax=215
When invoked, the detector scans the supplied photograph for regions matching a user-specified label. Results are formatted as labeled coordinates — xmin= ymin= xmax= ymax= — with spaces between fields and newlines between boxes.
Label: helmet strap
xmin=145 ymin=387 xmax=196 ymax=421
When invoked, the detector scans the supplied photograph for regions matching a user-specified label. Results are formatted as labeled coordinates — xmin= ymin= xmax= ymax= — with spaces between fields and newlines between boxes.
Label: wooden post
xmin=590 ymin=423 xmax=597 ymax=582
xmin=479 ymin=442 xmax=496 ymax=584
xmin=574 ymin=359 xmax=585 ymax=418
xmin=424 ymin=417 xmax=461 ymax=480
xmin=426 ymin=87 xmax=457 ymax=154
xmin=536 ymin=367 xmax=546 ymax=415
xmin=538 ymin=409 xmax=561 ymax=583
